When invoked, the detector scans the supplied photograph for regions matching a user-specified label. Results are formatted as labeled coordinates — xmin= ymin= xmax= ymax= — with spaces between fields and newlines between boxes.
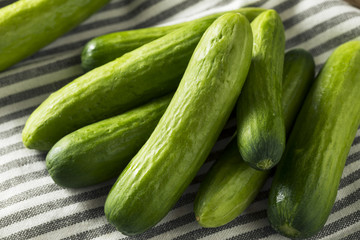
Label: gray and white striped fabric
xmin=1 ymin=0 xmax=359 ymax=239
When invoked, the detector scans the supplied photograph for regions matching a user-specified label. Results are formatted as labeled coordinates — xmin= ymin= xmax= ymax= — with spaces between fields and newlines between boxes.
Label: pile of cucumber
xmin=21 ymin=7 xmax=360 ymax=239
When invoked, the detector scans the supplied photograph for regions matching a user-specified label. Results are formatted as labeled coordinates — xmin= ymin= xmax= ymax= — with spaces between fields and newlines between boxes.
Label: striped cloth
xmin=0 ymin=0 xmax=360 ymax=239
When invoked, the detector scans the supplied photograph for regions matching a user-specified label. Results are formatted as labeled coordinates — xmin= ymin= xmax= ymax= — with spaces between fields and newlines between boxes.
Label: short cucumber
xmin=236 ymin=10 xmax=286 ymax=170
xmin=104 ymin=13 xmax=253 ymax=235
xmin=46 ymin=94 xmax=172 ymax=188
xmin=282 ymin=49 xmax=315 ymax=133
xmin=22 ymin=18 xmax=215 ymax=151
xmin=81 ymin=8 xmax=265 ymax=71
xmin=0 ymin=0 xmax=109 ymax=72
xmin=268 ymin=41 xmax=360 ymax=239
xmin=194 ymin=49 xmax=315 ymax=228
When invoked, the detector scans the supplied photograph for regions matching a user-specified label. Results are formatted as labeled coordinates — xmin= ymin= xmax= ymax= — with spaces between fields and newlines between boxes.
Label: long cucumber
xmin=236 ymin=10 xmax=286 ymax=170
xmin=0 ymin=0 xmax=109 ymax=72
xmin=104 ymin=13 xmax=253 ymax=235
xmin=81 ymin=8 xmax=265 ymax=71
xmin=22 ymin=18 xmax=215 ymax=151
xmin=194 ymin=49 xmax=315 ymax=228
xmin=268 ymin=41 xmax=360 ymax=239
xmin=46 ymin=94 xmax=172 ymax=188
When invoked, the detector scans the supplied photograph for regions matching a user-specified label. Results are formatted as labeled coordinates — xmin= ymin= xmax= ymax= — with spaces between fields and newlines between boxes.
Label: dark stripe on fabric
xmin=2 ymin=207 xmax=104 ymax=240
xmin=226 ymin=226 xmax=276 ymax=240
xmin=173 ymin=192 xmax=197 ymax=209
xmin=272 ymin=0 xmax=301 ymax=13
xmin=352 ymin=136 xmax=360 ymax=146
xmin=0 ymin=185 xmax=110 ymax=228
xmin=0 ymin=142 xmax=24 ymax=156
xmin=282 ymin=1 xmax=348 ymax=30
xmin=346 ymin=151 xmax=360 ymax=166
xmin=0 ymin=125 xmax=22 ymax=139
xmin=0 ymin=56 xmax=81 ymax=88
xmin=0 ymin=106 xmax=36 ymax=124
xmin=286 ymin=11 xmax=360 ymax=49
xmin=0 ymin=0 xmax=16 ymax=8
xmin=0 ymin=183 xmax=61 ymax=209
xmin=132 ymin=0 xmax=206 ymax=29
xmin=61 ymin=224 xmax=116 ymax=240
xmin=309 ymin=210 xmax=360 ymax=239
xmin=98 ymin=0 xmax=133 ymax=13
xmin=0 ymin=76 xmax=76 ymax=108
xmin=339 ymin=168 xmax=360 ymax=189
xmin=0 ymin=169 xmax=47 ymax=192
xmin=173 ymin=210 xmax=267 ymax=240
xmin=332 ymin=188 xmax=360 ymax=213
xmin=342 ymin=230 xmax=360 ymax=240
xmin=0 ymin=154 xmax=45 ymax=174
xmin=245 ymin=0 xmax=267 ymax=8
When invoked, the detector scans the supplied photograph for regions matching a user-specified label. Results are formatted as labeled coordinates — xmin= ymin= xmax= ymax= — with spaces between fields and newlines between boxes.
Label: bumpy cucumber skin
xmin=81 ymin=8 xmax=265 ymax=71
xmin=236 ymin=10 xmax=286 ymax=170
xmin=46 ymin=95 xmax=171 ymax=188
xmin=22 ymin=19 xmax=214 ymax=151
xmin=268 ymin=41 xmax=360 ymax=239
xmin=104 ymin=13 xmax=253 ymax=236
xmin=0 ymin=0 xmax=109 ymax=72
xmin=194 ymin=49 xmax=315 ymax=228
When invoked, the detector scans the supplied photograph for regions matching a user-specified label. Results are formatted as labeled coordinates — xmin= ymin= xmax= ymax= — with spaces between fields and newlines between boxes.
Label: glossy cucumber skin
xmin=46 ymin=95 xmax=172 ymax=188
xmin=194 ymin=49 xmax=315 ymax=228
xmin=268 ymin=41 xmax=360 ymax=239
xmin=282 ymin=49 xmax=315 ymax=134
xmin=22 ymin=19 xmax=214 ymax=151
xmin=194 ymin=139 xmax=269 ymax=228
xmin=81 ymin=8 xmax=265 ymax=71
xmin=236 ymin=10 xmax=286 ymax=170
xmin=104 ymin=13 xmax=253 ymax=235
xmin=0 ymin=0 xmax=109 ymax=72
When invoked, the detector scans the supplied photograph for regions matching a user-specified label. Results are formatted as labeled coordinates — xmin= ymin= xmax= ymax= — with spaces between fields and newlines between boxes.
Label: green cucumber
xmin=194 ymin=49 xmax=315 ymax=228
xmin=282 ymin=49 xmax=315 ymax=133
xmin=22 ymin=18 xmax=215 ymax=151
xmin=81 ymin=8 xmax=265 ymax=71
xmin=0 ymin=0 xmax=109 ymax=72
xmin=46 ymin=94 xmax=172 ymax=188
xmin=236 ymin=10 xmax=286 ymax=170
xmin=104 ymin=13 xmax=253 ymax=235
xmin=268 ymin=41 xmax=360 ymax=239
xmin=195 ymin=139 xmax=269 ymax=228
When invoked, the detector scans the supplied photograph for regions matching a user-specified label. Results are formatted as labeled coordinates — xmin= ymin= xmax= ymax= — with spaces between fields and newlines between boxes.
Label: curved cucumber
xmin=22 ymin=18 xmax=215 ymax=151
xmin=268 ymin=41 xmax=360 ymax=239
xmin=0 ymin=0 xmax=109 ymax=72
xmin=46 ymin=94 xmax=172 ymax=188
xmin=81 ymin=8 xmax=265 ymax=71
xmin=236 ymin=10 xmax=286 ymax=170
xmin=104 ymin=13 xmax=253 ymax=235
xmin=194 ymin=49 xmax=315 ymax=228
